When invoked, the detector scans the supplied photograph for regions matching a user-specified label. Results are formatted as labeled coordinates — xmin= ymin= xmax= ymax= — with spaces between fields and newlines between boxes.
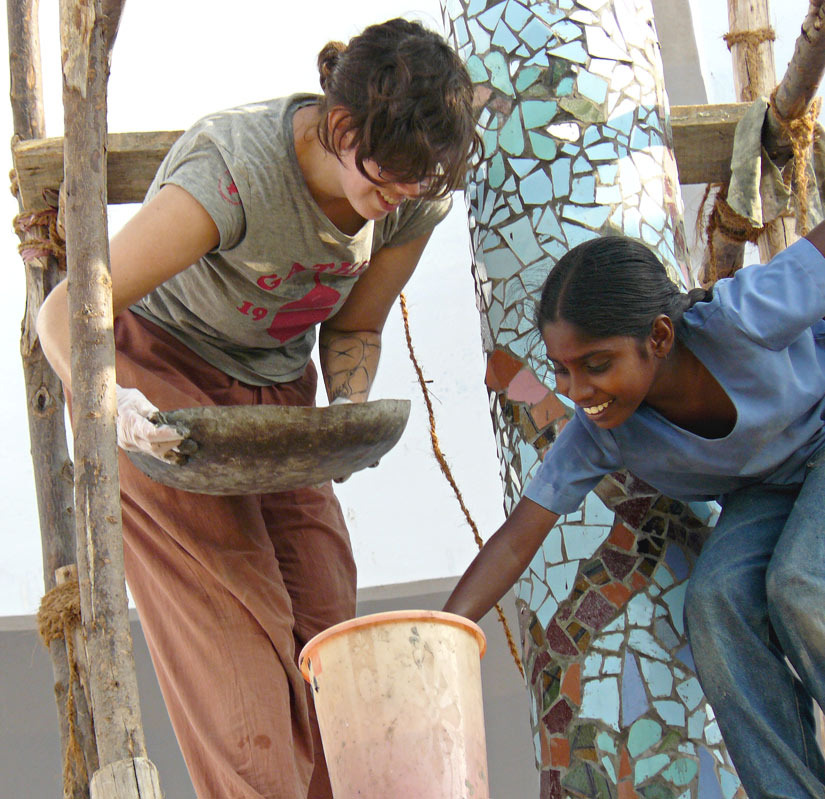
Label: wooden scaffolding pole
xmin=58 ymin=0 xmax=162 ymax=795
xmin=7 ymin=0 xmax=96 ymax=795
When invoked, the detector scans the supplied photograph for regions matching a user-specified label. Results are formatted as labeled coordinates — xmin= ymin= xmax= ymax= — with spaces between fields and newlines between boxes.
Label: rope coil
xmin=13 ymin=206 xmax=67 ymax=267
xmin=37 ymin=577 xmax=88 ymax=796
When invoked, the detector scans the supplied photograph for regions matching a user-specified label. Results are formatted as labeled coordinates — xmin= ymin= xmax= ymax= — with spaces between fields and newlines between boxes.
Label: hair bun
xmin=317 ymin=41 xmax=346 ymax=91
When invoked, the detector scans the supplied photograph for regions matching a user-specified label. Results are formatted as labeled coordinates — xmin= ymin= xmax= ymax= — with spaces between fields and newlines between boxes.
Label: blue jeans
xmin=685 ymin=446 xmax=825 ymax=799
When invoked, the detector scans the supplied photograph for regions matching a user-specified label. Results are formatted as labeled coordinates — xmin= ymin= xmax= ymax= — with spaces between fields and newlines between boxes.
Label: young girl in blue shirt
xmin=445 ymin=220 xmax=825 ymax=799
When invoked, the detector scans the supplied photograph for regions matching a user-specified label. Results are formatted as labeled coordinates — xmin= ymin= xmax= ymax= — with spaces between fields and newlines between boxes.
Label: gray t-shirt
xmin=132 ymin=94 xmax=451 ymax=385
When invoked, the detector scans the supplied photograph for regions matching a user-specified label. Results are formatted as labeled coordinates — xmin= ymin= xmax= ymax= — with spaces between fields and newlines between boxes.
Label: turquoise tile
xmin=499 ymin=112 xmax=526 ymax=155
xmin=484 ymin=51 xmax=514 ymax=95
xmin=602 ymin=755 xmax=617 ymax=783
xmin=499 ymin=216 xmax=544 ymax=264
xmin=520 ymin=169 xmax=554 ymax=205
xmin=628 ymin=718 xmax=663 ymax=757
xmin=562 ymin=523 xmax=610 ymax=560
xmin=589 ymin=142 xmax=619 ymax=161
xmin=557 ymin=76 xmax=575 ymax=96
xmin=465 ymin=53 xmax=489 ymax=83
xmin=654 ymin=700 xmax=686 ymax=726
xmin=531 ymin=3 xmax=564 ymax=26
xmin=524 ymin=50 xmax=549 ymax=67
xmin=662 ymin=757 xmax=698 ymax=787
xmin=469 ymin=18 xmax=491 ymax=52
xmin=580 ymin=676 xmax=620 ymax=730
xmin=478 ymin=0 xmax=507 ymax=31
xmin=720 ymin=769 xmax=741 ymax=799
xmin=535 ymin=592 xmax=559 ymax=630
xmin=492 ymin=20 xmax=520 ymax=52
xmin=622 ymin=652 xmax=650 ymax=727
xmin=522 ymin=99 xmax=558 ymax=128
xmin=583 ymin=652 xmax=602 ymax=678
xmin=484 ymin=246 xmax=522 ymax=279
xmin=552 ymin=18 xmax=584 ymax=43
xmin=595 ymin=632 xmax=624 ymax=651
xmin=541 ymin=527 xmax=564 ymax=564
xmin=652 ymin=563 xmax=675 ymax=589
xmin=603 ymin=656 xmax=622 ymax=674
xmin=597 ymin=731 xmax=617 ymax=754
xmin=547 ymin=560 xmax=580 ymax=600
xmin=519 ymin=17 xmax=553 ymax=51
xmin=453 ymin=16 xmax=470 ymax=49
xmin=535 ymin=207 xmax=563 ymax=239
xmin=547 ymin=41 xmax=587 ymax=64
xmin=639 ymin=656 xmax=673 ymax=697
xmin=603 ymin=615 xmax=625 ymax=632
xmin=663 ymin=583 xmax=688 ymax=635
xmin=704 ymin=720 xmax=723 ymax=745
xmin=573 ymin=155 xmax=591 ymax=174
xmin=577 ymin=71 xmax=609 ymax=104
xmin=584 ymin=492 xmax=615 ymax=526
xmin=550 ymin=158 xmax=572 ymax=195
xmin=562 ymin=204 xmax=611 ymax=229
xmin=564 ymin=223 xmax=599 ymax=249
xmin=528 ymin=131 xmax=558 ymax=160
xmin=506 ymin=193 xmax=524 ymax=215
xmin=466 ymin=0 xmax=487 ymax=16
xmin=487 ymin=152 xmax=506 ymax=189
xmin=628 ymin=629 xmax=669 ymax=660
xmin=503 ymin=0 xmax=532 ymax=31
xmin=516 ymin=65 xmax=543 ymax=92
xmin=634 ymin=753 xmax=669 ymax=785
xmin=502 ymin=175 xmax=517 ymax=192
xmin=676 ymin=678 xmax=704 ymax=711
xmin=510 ymin=157 xmax=540 ymax=178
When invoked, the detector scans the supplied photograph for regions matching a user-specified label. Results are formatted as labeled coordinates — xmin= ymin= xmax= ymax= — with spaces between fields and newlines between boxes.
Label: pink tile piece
xmin=507 ymin=368 xmax=550 ymax=404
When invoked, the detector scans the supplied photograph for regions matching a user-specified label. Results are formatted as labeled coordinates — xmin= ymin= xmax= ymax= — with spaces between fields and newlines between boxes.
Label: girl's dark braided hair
xmin=537 ymin=236 xmax=711 ymax=340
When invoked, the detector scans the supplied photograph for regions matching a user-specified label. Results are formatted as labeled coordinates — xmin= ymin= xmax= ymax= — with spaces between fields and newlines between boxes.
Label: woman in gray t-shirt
xmin=38 ymin=18 xmax=480 ymax=799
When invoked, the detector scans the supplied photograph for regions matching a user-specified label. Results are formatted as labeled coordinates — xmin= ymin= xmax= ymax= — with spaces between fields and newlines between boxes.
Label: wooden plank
xmin=11 ymin=102 xmax=752 ymax=211
xmin=12 ymin=129 xmax=182 ymax=209
xmin=669 ymin=102 xmax=747 ymax=185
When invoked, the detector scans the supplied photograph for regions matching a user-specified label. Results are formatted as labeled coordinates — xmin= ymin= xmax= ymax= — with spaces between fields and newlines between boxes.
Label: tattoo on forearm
xmin=320 ymin=332 xmax=381 ymax=402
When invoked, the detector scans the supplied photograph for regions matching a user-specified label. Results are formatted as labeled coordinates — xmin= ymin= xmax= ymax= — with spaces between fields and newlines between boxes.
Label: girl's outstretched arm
xmin=444 ymin=497 xmax=559 ymax=622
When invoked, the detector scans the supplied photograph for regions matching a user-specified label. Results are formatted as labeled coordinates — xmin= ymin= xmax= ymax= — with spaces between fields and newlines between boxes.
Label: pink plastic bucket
xmin=299 ymin=610 xmax=490 ymax=798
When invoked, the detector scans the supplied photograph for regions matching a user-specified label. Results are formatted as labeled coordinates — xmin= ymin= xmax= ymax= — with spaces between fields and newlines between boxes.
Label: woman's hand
xmin=115 ymin=385 xmax=187 ymax=462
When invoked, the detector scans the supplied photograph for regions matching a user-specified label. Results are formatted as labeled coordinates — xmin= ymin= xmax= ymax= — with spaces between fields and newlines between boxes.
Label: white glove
xmin=116 ymin=385 xmax=185 ymax=462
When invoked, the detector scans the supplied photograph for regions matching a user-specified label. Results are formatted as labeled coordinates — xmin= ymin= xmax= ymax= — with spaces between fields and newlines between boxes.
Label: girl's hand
xmin=116 ymin=385 xmax=185 ymax=462
xmin=444 ymin=498 xmax=559 ymax=622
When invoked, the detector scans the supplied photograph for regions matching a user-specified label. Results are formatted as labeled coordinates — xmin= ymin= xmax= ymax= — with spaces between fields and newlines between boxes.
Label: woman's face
xmin=336 ymin=147 xmax=425 ymax=220
xmin=541 ymin=319 xmax=661 ymax=429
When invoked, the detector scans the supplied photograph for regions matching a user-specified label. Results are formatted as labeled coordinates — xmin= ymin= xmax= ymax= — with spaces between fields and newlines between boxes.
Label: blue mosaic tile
xmin=622 ymin=652 xmax=650 ymax=727
xmin=698 ymin=747 xmax=724 ymax=799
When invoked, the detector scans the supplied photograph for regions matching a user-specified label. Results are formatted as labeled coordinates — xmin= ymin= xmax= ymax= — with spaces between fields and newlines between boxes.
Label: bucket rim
xmin=298 ymin=609 xmax=487 ymax=682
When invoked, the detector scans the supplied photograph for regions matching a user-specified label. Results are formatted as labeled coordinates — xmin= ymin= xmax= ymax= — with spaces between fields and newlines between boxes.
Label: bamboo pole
xmin=6 ymin=0 xmax=96 ymax=794
xmin=58 ymin=0 xmax=162 ymax=795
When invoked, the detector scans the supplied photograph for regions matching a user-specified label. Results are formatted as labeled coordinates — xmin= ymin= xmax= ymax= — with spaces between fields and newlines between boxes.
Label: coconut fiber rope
xmin=399 ymin=292 xmax=525 ymax=680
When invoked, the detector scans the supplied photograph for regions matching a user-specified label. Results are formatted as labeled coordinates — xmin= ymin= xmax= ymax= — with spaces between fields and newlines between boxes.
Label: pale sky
xmin=0 ymin=0 xmax=812 ymax=617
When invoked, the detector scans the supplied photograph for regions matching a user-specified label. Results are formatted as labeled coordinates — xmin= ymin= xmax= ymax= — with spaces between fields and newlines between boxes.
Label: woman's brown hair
xmin=316 ymin=18 xmax=481 ymax=199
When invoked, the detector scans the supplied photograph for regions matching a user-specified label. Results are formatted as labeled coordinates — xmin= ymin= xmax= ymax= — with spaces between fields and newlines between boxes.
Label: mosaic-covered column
xmin=439 ymin=1 xmax=745 ymax=797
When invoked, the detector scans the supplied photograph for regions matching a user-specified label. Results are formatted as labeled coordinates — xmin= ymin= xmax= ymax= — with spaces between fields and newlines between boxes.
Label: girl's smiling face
xmin=542 ymin=318 xmax=668 ymax=429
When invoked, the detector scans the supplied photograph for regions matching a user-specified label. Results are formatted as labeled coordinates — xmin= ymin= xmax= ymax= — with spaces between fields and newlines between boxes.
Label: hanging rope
xmin=768 ymin=92 xmax=822 ymax=235
xmin=37 ymin=577 xmax=88 ymax=798
xmin=398 ymin=293 xmax=525 ymax=680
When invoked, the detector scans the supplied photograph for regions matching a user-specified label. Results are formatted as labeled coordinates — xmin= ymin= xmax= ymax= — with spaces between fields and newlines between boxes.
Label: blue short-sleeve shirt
xmin=524 ymin=237 xmax=825 ymax=515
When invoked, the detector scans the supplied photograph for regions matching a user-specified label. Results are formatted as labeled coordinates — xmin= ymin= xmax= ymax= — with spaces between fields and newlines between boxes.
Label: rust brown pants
xmin=113 ymin=311 xmax=357 ymax=799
